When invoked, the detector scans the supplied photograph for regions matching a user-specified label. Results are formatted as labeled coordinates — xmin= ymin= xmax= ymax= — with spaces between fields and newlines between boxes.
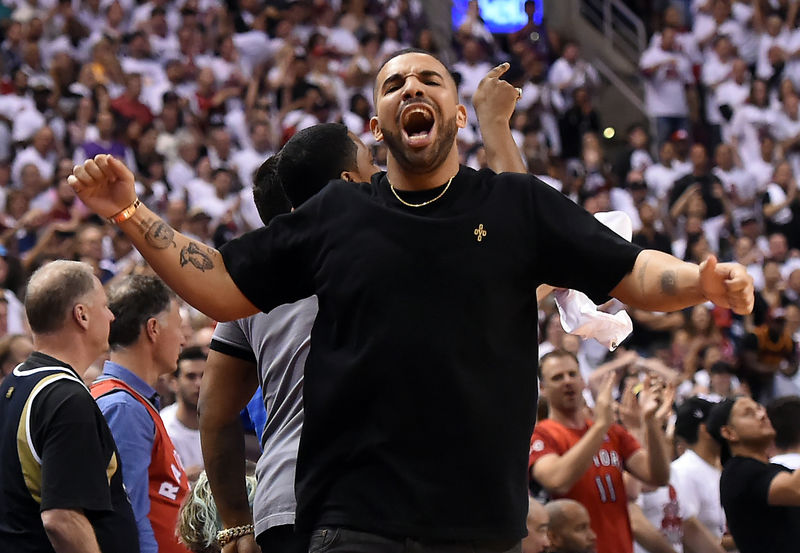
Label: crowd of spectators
xmin=2 ymin=0 xmax=800 ymax=551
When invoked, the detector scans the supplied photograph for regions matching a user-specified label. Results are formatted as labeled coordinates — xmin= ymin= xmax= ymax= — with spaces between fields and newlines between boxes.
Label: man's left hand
xmin=699 ymin=255 xmax=754 ymax=315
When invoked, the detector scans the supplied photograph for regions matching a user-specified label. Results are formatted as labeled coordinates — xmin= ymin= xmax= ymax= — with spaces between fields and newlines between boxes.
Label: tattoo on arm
xmin=180 ymin=242 xmax=215 ymax=271
xmin=660 ymin=270 xmax=677 ymax=296
xmin=638 ymin=259 xmax=650 ymax=294
xmin=144 ymin=220 xmax=176 ymax=250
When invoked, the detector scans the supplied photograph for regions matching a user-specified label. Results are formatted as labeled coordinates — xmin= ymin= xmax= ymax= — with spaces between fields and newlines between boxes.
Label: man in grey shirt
xmin=202 ymin=124 xmax=380 ymax=553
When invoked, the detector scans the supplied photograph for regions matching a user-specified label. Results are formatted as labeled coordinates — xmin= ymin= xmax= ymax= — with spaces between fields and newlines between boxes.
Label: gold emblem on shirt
xmin=474 ymin=224 xmax=487 ymax=242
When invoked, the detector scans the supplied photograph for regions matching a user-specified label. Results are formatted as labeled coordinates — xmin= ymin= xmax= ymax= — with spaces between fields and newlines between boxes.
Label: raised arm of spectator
xmin=199 ymin=348 xmax=260 ymax=553
xmin=610 ymin=249 xmax=754 ymax=314
xmin=587 ymin=349 xmax=638 ymax=398
xmin=69 ymin=155 xmax=258 ymax=321
xmin=624 ymin=380 xmax=672 ymax=487
xmin=531 ymin=375 xmax=617 ymax=495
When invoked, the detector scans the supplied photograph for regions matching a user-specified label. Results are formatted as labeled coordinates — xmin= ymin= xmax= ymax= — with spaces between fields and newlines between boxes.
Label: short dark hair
xmin=538 ymin=349 xmax=579 ymax=379
xmin=107 ymin=275 xmax=175 ymax=350
xmin=176 ymin=345 xmax=207 ymax=376
xmin=252 ymin=154 xmax=292 ymax=226
xmin=277 ymin=123 xmax=357 ymax=207
xmin=25 ymin=260 xmax=96 ymax=334
xmin=768 ymin=396 xmax=800 ymax=450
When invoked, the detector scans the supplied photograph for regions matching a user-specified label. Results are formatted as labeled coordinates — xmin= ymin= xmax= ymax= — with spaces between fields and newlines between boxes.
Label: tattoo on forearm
xmin=144 ymin=220 xmax=176 ymax=250
xmin=660 ymin=271 xmax=677 ymax=296
xmin=638 ymin=259 xmax=650 ymax=294
xmin=180 ymin=242 xmax=215 ymax=271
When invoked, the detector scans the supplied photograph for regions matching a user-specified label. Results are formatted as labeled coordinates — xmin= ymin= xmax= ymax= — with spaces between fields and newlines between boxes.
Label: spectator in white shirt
xmin=548 ymin=40 xmax=599 ymax=114
xmin=774 ymin=91 xmax=800 ymax=176
xmin=755 ymin=13 xmax=790 ymax=82
xmin=701 ymin=35 xmax=736 ymax=150
xmin=206 ymin=126 xmax=236 ymax=172
xmin=762 ymin=160 xmax=800 ymax=246
xmin=715 ymin=58 xmax=751 ymax=135
xmin=713 ymin=143 xmax=757 ymax=228
xmin=166 ymin=131 xmax=200 ymax=200
xmin=453 ymin=37 xmax=493 ymax=128
xmin=726 ymin=79 xmax=775 ymax=164
xmin=768 ymin=396 xmax=800 ymax=469
xmin=748 ymin=133 xmax=780 ymax=192
xmin=231 ymin=121 xmax=275 ymax=189
xmin=644 ymin=140 xmax=681 ymax=201
xmin=640 ymin=26 xmax=695 ymax=147
xmin=11 ymin=126 xmax=57 ymax=187
xmin=671 ymin=397 xmax=728 ymax=551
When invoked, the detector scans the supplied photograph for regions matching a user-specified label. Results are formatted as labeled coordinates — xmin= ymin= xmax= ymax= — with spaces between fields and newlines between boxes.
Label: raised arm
xmin=474 ymin=63 xmax=527 ymax=174
xmin=531 ymin=375 xmax=616 ymax=495
xmin=624 ymin=380 xmax=672 ymax=487
xmin=610 ymin=250 xmax=754 ymax=315
xmin=69 ymin=155 xmax=258 ymax=321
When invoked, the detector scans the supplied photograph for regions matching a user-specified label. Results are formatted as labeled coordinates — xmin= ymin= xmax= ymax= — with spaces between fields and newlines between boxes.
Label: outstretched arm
xmin=69 ymin=155 xmax=258 ymax=321
xmin=611 ymin=250 xmax=754 ymax=315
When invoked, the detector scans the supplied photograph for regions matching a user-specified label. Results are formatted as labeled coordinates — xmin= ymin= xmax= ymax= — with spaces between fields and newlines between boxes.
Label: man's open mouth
xmin=400 ymin=103 xmax=435 ymax=148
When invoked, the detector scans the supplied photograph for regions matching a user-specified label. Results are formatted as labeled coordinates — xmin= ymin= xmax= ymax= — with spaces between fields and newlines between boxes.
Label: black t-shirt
xmin=220 ymin=166 xmax=642 ymax=540
xmin=720 ymin=456 xmax=800 ymax=553
xmin=0 ymin=352 xmax=139 ymax=553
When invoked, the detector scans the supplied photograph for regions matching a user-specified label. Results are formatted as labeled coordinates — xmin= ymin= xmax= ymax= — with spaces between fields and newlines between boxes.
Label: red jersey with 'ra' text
xmin=91 ymin=378 xmax=190 ymax=553
xmin=529 ymin=419 xmax=641 ymax=553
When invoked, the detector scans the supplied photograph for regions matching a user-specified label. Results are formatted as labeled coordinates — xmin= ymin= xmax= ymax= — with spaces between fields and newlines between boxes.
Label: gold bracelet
xmin=107 ymin=198 xmax=141 ymax=225
xmin=216 ymin=524 xmax=255 ymax=546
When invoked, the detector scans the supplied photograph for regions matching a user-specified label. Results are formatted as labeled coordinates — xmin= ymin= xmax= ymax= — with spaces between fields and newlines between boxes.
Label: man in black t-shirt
xmin=0 ymin=260 xmax=138 ymax=553
xmin=70 ymin=49 xmax=755 ymax=551
xmin=706 ymin=397 xmax=800 ymax=553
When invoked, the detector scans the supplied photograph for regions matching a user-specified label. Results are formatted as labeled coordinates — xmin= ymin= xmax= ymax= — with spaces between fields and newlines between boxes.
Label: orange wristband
xmin=107 ymin=199 xmax=141 ymax=225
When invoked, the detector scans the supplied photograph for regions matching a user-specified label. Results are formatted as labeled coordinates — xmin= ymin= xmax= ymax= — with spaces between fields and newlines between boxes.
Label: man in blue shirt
xmin=92 ymin=275 xmax=190 ymax=553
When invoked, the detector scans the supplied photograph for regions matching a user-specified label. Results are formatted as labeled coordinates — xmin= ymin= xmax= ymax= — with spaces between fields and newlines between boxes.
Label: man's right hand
xmin=474 ymin=63 xmax=520 ymax=126
xmin=69 ymin=154 xmax=138 ymax=219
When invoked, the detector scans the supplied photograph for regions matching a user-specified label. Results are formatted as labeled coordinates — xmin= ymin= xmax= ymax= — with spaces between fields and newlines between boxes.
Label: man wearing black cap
xmin=707 ymin=397 xmax=800 ymax=553
xmin=670 ymin=397 xmax=727 ymax=552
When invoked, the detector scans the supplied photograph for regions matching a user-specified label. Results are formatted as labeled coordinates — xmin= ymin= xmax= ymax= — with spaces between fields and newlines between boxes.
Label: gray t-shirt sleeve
xmin=210 ymin=319 xmax=256 ymax=363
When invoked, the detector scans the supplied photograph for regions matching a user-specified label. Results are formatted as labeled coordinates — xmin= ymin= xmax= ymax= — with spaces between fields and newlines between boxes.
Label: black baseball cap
xmin=675 ymin=396 xmax=715 ymax=444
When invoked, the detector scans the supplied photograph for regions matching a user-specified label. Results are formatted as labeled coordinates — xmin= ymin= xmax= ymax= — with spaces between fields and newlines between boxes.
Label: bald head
xmin=546 ymin=499 xmax=596 ymax=553
xmin=546 ymin=499 xmax=585 ymax=531
xmin=25 ymin=260 xmax=96 ymax=334
xmin=522 ymin=496 xmax=550 ymax=553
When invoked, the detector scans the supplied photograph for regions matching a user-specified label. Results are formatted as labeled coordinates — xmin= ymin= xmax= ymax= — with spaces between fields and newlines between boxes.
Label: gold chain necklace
xmin=389 ymin=175 xmax=454 ymax=208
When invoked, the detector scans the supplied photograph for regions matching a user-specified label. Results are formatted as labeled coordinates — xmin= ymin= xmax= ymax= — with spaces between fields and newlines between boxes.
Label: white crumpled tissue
xmin=553 ymin=211 xmax=634 ymax=351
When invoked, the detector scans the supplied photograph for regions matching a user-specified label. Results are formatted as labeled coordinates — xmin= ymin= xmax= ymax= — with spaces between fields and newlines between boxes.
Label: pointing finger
xmin=484 ymin=62 xmax=510 ymax=80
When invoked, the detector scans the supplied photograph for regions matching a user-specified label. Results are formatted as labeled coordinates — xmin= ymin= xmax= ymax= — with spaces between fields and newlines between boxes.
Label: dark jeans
xmin=257 ymin=524 xmax=310 ymax=553
xmin=308 ymin=527 xmax=522 ymax=553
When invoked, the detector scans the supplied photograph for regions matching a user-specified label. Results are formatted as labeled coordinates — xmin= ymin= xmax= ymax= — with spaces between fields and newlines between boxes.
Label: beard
xmin=381 ymin=106 xmax=459 ymax=176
